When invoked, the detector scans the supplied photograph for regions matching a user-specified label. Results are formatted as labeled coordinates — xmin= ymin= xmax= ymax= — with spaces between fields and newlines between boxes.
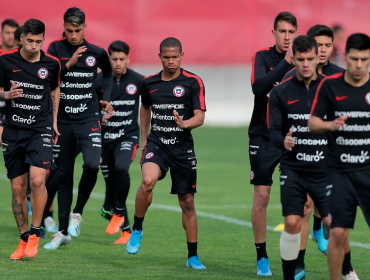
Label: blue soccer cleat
xmin=28 ymin=200 xmax=32 ymax=215
xmin=312 ymin=222 xmax=328 ymax=255
xmin=186 ymin=256 xmax=206 ymax=270
xmin=295 ymin=268 xmax=306 ymax=280
xmin=257 ymin=257 xmax=272 ymax=276
xmin=126 ymin=230 xmax=143 ymax=254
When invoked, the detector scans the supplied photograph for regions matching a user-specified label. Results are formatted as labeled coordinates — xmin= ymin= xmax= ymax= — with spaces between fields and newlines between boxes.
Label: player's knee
xmin=141 ymin=176 xmax=156 ymax=191
xmin=254 ymin=190 xmax=270 ymax=208
xmin=116 ymin=166 xmax=129 ymax=177
xmin=330 ymin=228 xmax=348 ymax=246
xmin=83 ymin=162 xmax=100 ymax=172
xmin=30 ymin=176 xmax=45 ymax=189
xmin=179 ymin=195 xmax=195 ymax=212
xmin=284 ymin=216 xmax=301 ymax=233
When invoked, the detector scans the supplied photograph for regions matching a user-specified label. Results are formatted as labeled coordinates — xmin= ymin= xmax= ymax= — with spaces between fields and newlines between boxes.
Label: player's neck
xmin=297 ymin=72 xmax=318 ymax=88
xmin=344 ymin=71 xmax=370 ymax=87
xmin=317 ymin=61 xmax=328 ymax=74
xmin=113 ymin=68 xmax=127 ymax=81
xmin=20 ymin=47 xmax=41 ymax=62
xmin=161 ymin=68 xmax=181 ymax=81
xmin=0 ymin=45 xmax=12 ymax=51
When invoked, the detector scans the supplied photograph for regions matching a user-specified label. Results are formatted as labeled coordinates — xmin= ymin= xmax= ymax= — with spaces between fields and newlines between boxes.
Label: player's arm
xmin=139 ymin=104 xmax=151 ymax=165
xmin=0 ymin=82 xmax=23 ymax=100
xmin=51 ymin=86 xmax=61 ymax=142
xmin=174 ymin=109 xmax=205 ymax=129
xmin=308 ymin=115 xmax=348 ymax=133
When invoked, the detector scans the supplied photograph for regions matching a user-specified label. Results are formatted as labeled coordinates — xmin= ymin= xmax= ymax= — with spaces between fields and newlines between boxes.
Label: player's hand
xmin=173 ymin=110 xmax=186 ymax=129
xmin=6 ymin=81 xmax=23 ymax=100
xmin=285 ymin=44 xmax=293 ymax=64
xmin=100 ymin=100 xmax=114 ymax=114
xmin=102 ymin=112 xmax=113 ymax=123
xmin=327 ymin=115 xmax=348 ymax=131
xmin=284 ymin=128 xmax=295 ymax=151
xmin=66 ymin=46 xmax=87 ymax=69
xmin=53 ymin=122 xmax=61 ymax=144
xmin=139 ymin=144 xmax=147 ymax=165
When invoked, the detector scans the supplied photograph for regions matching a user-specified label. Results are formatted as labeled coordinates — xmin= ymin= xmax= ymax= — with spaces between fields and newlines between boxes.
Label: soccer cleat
xmin=24 ymin=234 xmax=39 ymax=258
xmin=68 ymin=213 xmax=82 ymax=237
xmin=106 ymin=214 xmax=124 ymax=235
xmin=40 ymin=227 xmax=47 ymax=239
xmin=100 ymin=207 xmax=113 ymax=221
xmin=256 ymin=257 xmax=272 ymax=276
xmin=114 ymin=231 xmax=131 ymax=244
xmin=43 ymin=232 xmax=71 ymax=250
xmin=28 ymin=200 xmax=32 ymax=215
xmin=312 ymin=229 xmax=321 ymax=243
xmin=44 ymin=216 xmax=58 ymax=233
xmin=186 ymin=256 xmax=206 ymax=270
xmin=295 ymin=268 xmax=306 ymax=280
xmin=343 ymin=270 xmax=360 ymax=280
xmin=126 ymin=230 xmax=143 ymax=254
xmin=312 ymin=222 xmax=328 ymax=255
xmin=10 ymin=240 xmax=28 ymax=260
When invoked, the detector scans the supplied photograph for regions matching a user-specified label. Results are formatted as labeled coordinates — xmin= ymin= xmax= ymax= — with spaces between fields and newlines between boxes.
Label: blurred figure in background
xmin=0 ymin=19 xmax=19 ymax=52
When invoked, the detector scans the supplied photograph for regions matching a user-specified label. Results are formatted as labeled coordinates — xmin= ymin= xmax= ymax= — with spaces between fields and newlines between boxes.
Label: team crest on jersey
xmin=85 ymin=56 xmax=96 ymax=67
xmin=126 ymin=84 xmax=137 ymax=95
xmin=37 ymin=68 xmax=48 ymax=79
xmin=250 ymin=170 xmax=255 ymax=180
xmin=145 ymin=152 xmax=154 ymax=159
xmin=173 ymin=86 xmax=185 ymax=97
xmin=365 ymin=92 xmax=370 ymax=105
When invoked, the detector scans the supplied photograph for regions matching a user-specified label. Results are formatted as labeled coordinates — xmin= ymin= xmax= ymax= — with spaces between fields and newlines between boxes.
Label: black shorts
xmin=280 ymin=169 xmax=328 ymax=218
xmin=2 ymin=127 xmax=53 ymax=179
xmin=327 ymin=170 xmax=370 ymax=229
xmin=249 ymin=135 xmax=281 ymax=186
xmin=142 ymin=141 xmax=197 ymax=195
xmin=0 ymin=106 xmax=5 ymax=127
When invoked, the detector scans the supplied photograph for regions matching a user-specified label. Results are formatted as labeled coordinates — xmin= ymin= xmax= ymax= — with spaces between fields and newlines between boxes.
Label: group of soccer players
xmin=0 ymin=6 xmax=207 ymax=270
xmin=251 ymin=11 xmax=370 ymax=280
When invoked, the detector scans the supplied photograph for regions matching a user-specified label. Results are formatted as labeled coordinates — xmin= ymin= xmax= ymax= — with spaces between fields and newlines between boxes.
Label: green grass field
xmin=0 ymin=127 xmax=369 ymax=279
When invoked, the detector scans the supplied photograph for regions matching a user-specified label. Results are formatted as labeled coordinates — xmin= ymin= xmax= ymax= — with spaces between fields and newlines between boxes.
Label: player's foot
xmin=295 ymin=268 xmax=306 ymax=280
xmin=312 ymin=225 xmax=327 ymax=255
xmin=100 ymin=207 xmax=113 ymax=221
xmin=106 ymin=214 xmax=124 ymax=235
xmin=43 ymin=232 xmax=71 ymax=250
xmin=28 ymin=200 xmax=32 ymax=215
xmin=24 ymin=234 xmax=39 ymax=258
xmin=186 ymin=256 xmax=206 ymax=269
xmin=40 ymin=227 xmax=47 ymax=239
xmin=68 ymin=213 xmax=82 ymax=237
xmin=44 ymin=216 xmax=58 ymax=233
xmin=343 ymin=270 xmax=360 ymax=280
xmin=256 ymin=257 xmax=272 ymax=276
xmin=10 ymin=240 xmax=27 ymax=260
xmin=114 ymin=231 xmax=131 ymax=244
xmin=126 ymin=230 xmax=143 ymax=254
xmin=312 ymin=228 xmax=322 ymax=243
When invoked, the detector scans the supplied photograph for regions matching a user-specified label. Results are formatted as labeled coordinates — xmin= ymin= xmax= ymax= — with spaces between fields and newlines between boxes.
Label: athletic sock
xmin=342 ymin=251 xmax=353 ymax=276
xmin=313 ymin=215 xmax=321 ymax=231
xmin=114 ymin=207 xmax=125 ymax=217
xmin=121 ymin=208 xmax=131 ymax=233
xmin=282 ymin=259 xmax=296 ymax=280
xmin=255 ymin=242 xmax=268 ymax=260
xmin=59 ymin=217 xmax=69 ymax=235
xmin=20 ymin=231 xmax=30 ymax=242
xmin=187 ymin=242 xmax=198 ymax=258
xmin=30 ymin=225 xmax=41 ymax=237
xmin=132 ymin=215 xmax=144 ymax=231
xmin=48 ymin=210 xmax=53 ymax=218
xmin=295 ymin=249 xmax=306 ymax=269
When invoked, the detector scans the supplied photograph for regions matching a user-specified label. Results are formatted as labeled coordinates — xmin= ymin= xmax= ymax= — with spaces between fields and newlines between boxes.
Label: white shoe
xmin=44 ymin=216 xmax=58 ymax=233
xmin=68 ymin=213 xmax=82 ymax=237
xmin=43 ymin=232 xmax=71 ymax=250
xmin=343 ymin=271 xmax=360 ymax=280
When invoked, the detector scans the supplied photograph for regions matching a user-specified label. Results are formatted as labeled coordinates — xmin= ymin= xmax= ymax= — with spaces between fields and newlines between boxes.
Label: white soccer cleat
xmin=68 ymin=213 xmax=83 ymax=237
xmin=43 ymin=232 xmax=71 ymax=250
xmin=343 ymin=271 xmax=360 ymax=280
xmin=44 ymin=216 xmax=58 ymax=233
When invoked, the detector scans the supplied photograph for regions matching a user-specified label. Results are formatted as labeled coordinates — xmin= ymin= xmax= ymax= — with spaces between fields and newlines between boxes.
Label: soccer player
xmin=308 ymin=33 xmax=370 ymax=280
xmin=249 ymin=11 xmax=297 ymax=276
xmin=0 ymin=19 xmax=19 ymax=52
xmin=14 ymin=26 xmax=24 ymax=48
xmin=98 ymin=40 xmax=144 ymax=244
xmin=268 ymin=35 xmax=330 ymax=280
xmin=126 ymin=37 xmax=206 ymax=270
xmin=43 ymin=7 xmax=113 ymax=250
xmin=0 ymin=18 xmax=60 ymax=259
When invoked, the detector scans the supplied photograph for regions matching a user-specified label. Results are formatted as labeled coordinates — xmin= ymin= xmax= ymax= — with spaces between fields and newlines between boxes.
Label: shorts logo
xmin=99 ymin=157 xmax=103 ymax=164
xmin=173 ymin=86 xmax=185 ymax=97
xmin=85 ymin=56 xmax=96 ymax=67
xmin=365 ymin=92 xmax=370 ymax=105
xmin=250 ymin=170 xmax=255 ymax=180
xmin=145 ymin=152 xmax=154 ymax=159
xmin=192 ymin=184 xmax=196 ymax=188
xmin=126 ymin=84 xmax=137 ymax=95
xmin=37 ymin=68 xmax=48 ymax=79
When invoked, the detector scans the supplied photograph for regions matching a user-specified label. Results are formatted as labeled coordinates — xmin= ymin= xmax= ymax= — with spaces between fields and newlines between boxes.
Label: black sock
xmin=30 ymin=225 xmax=41 ymax=237
xmin=255 ymin=242 xmax=268 ymax=260
xmin=313 ymin=215 xmax=322 ymax=231
xmin=187 ymin=242 xmax=197 ymax=258
xmin=295 ymin=249 xmax=306 ymax=269
xmin=342 ymin=251 xmax=353 ymax=275
xmin=114 ymin=207 xmax=125 ymax=217
xmin=121 ymin=207 xmax=131 ymax=233
xmin=132 ymin=215 xmax=144 ymax=231
xmin=59 ymin=217 xmax=69 ymax=235
xmin=282 ymin=259 xmax=296 ymax=280
xmin=48 ymin=210 xmax=53 ymax=218
xmin=20 ymin=231 xmax=30 ymax=242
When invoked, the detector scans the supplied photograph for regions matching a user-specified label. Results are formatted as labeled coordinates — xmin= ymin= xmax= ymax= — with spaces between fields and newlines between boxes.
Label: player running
xmin=0 ymin=18 xmax=60 ymax=259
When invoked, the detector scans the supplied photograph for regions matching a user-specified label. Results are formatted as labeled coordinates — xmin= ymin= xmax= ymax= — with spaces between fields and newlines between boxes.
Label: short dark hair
xmin=345 ymin=33 xmax=370 ymax=53
xmin=332 ymin=25 xmax=343 ymax=33
xmin=307 ymin=25 xmax=333 ymax=41
xmin=23 ymin=19 xmax=45 ymax=36
xmin=14 ymin=26 xmax=23 ymax=41
xmin=293 ymin=35 xmax=318 ymax=55
xmin=64 ymin=7 xmax=85 ymax=26
xmin=160 ymin=37 xmax=182 ymax=53
xmin=108 ymin=40 xmax=130 ymax=55
xmin=1 ymin=19 xmax=19 ymax=30
xmin=274 ymin=11 xmax=297 ymax=30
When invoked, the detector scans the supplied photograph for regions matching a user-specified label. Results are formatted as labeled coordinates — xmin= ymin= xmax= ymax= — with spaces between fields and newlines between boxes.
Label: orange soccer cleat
xmin=10 ymin=240 xmax=28 ymax=260
xmin=106 ymin=214 xmax=124 ymax=235
xmin=114 ymin=231 xmax=131 ymax=244
xmin=24 ymin=234 xmax=40 ymax=258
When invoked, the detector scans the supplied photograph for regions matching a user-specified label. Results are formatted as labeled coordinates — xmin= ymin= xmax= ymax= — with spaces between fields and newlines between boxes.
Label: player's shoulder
xmin=320 ymin=72 xmax=344 ymax=86
xmin=127 ymin=68 xmax=145 ymax=81
xmin=85 ymin=41 xmax=108 ymax=55
xmin=282 ymin=67 xmax=296 ymax=81
xmin=255 ymin=47 xmax=272 ymax=56
xmin=0 ymin=48 xmax=18 ymax=59
xmin=47 ymin=37 xmax=65 ymax=49
xmin=181 ymin=69 xmax=204 ymax=84
xmin=143 ymin=71 xmax=160 ymax=82
xmin=43 ymin=50 xmax=60 ymax=65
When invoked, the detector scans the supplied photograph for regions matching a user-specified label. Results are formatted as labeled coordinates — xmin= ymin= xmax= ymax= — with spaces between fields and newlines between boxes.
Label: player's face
xmin=272 ymin=20 xmax=297 ymax=53
xmin=293 ymin=48 xmax=319 ymax=80
xmin=315 ymin=35 xmax=333 ymax=65
xmin=1 ymin=24 xmax=17 ymax=48
xmin=159 ymin=47 xmax=184 ymax=74
xmin=110 ymin=51 xmax=129 ymax=75
xmin=345 ymin=48 xmax=370 ymax=81
xmin=64 ymin=22 xmax=86 ymax=45
xmin=21 ymin=33 xmax=44 ymax=57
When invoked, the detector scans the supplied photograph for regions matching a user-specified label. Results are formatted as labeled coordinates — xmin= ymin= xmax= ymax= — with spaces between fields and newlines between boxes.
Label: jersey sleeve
xmin=190 ymin=76 xmax=206 ymax=111
xmin=141 ymin=79 xmax=152 ymax=107
xmin=95 ymin=73 xmax=103 ymax=101
xmin=251 ymin=52 xmax=291 ymax=97
xmin=49 ymin=59 xmax=61 ymax=91
xmin=310 ymin=79 xmax=329 ymax=118
xmin=267 ymin=88 xmax=284 ymax=149
xmin=281 ymin=67 xmax=296 ymax=82
xmin=98 ymin=48 xmax=113 ymax=102
xmin=0 ymin=57 xmax=5 ymax=88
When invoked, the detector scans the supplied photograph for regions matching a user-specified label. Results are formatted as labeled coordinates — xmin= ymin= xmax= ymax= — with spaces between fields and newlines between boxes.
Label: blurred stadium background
xmin=1 ymin=0 xmax=369 ymax=126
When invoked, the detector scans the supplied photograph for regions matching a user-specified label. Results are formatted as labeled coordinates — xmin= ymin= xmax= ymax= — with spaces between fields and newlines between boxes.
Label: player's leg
xmin=42 ymin=168 xmax=59 ymax=233
xmin=328 ymin=228 xmax=348 ymax=279
xmin=100 ymin=145 xmax=114 ymax=221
